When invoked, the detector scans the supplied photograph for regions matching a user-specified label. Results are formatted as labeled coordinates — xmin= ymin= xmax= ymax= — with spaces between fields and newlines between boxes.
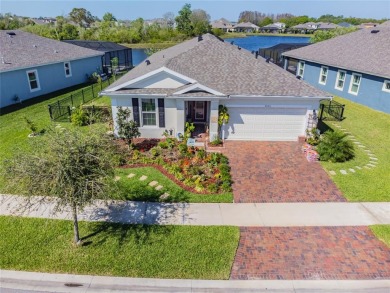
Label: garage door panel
xmin=225 ymin=107 xmax=306 ymax=141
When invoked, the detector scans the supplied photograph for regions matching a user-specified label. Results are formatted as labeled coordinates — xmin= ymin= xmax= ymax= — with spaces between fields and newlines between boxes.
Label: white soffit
xmin=173 ymin=83 xmax=225 ymax=96
xmin=106 ymin=67 xmax=197 ymax=92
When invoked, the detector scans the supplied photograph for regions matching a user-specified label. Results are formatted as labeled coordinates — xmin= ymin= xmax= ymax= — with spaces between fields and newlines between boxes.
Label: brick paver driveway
xmin=223 ymin=141 xmax=345 ymax=202
xmin=230 ymin=227 xmax=390 ymax=280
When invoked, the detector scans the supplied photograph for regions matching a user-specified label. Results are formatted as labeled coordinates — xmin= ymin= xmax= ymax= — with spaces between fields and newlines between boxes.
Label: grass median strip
xmin=0 ymin=216 xmax=239 ymax=279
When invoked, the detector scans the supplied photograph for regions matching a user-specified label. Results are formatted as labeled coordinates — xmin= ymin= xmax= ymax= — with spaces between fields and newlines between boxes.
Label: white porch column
xmin=176 ymin=99 xmax=185 ymax=137
xmin=209 ymin=100 xmax=219 ymax=141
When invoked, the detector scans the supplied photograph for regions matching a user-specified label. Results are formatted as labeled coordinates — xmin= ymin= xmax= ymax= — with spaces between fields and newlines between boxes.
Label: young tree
xmin=69 ymin=8 xmax=96 ymax=28
xmin=311 ymin=27 xmax=357 ymax=43
xmin=103 ymin=12 xmax=117 ymax=22
xmin=175 ymin=3 xmax=193 ymax=36
xmin=190 ymin=9 xmax=210 ymax=35
xmin=116 ymin=107 xmax=141 ymax=146
xmin=2 ymin=128 xmax=117 ymax=245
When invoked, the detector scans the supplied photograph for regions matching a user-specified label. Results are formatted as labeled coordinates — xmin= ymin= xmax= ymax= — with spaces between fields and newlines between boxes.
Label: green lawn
xmin=0 ymin=216 xmax=239 ymax=279
xmin=370 ymin=225 xmax=390 ymax=247
xmin=0 ymin=86 xmax=112 ymax=191
xmin=319 ymin=97 xmax=390 ymax=202
xmin=113 ymin=167 xmax=233 ymax=203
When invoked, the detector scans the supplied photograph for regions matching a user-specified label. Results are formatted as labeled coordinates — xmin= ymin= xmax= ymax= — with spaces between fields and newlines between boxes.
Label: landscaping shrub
xmin=150 ymin=147 xmax=162 ymax=157
xmin=196 ymin=148 xmax=207 ymax=160
xmin=221 ymin=181 xmax=232 ymax=192
xmin=158 ymin=141 xmax=169 ymax=149
xmin=178 ymin=143 xmax=189 ymax=156
xmin=317 ymin=130 xmax=355 ymax=162
xmin=71 ymin=107 xmax=88 ymax=126
xmin=210 ymin=137 xmax=223 ymax=146
xmin=207 ymin=183 xmax=219 ymax=193
xmin=306 ymin=127 xmax=321 ymax=146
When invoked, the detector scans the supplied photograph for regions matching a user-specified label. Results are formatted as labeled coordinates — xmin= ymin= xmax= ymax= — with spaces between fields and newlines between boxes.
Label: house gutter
xmin=229 ymin=95 xmax=332 ymax=100
xmin=99 ymin=92 xmax=167 ymax=97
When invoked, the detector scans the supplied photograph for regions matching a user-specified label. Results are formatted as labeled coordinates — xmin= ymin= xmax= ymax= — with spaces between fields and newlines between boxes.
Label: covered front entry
xmin=185 ymin=101 xmax=210 ymax=136
xmin=224 ymin=107 xmax=307 ymax=141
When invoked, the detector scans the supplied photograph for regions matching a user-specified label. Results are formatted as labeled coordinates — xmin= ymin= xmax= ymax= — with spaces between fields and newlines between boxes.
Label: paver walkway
xmin=231 ymin=226 xmax=390 ymax=280
xmin=222 ymin=141 xmax=345 ymax=203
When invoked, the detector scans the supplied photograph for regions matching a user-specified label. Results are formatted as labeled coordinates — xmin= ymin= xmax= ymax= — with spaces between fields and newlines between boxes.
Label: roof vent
xmin=251 ymin=50 xmax=255 ymax=54
xmin=145 ymin=60 xmax=151 ymax=65
xmin=198 ymin=35 xmax=203 ymax=42
xmin=230 ymin=41 xmax=234 ymax=45
xmin=255 ymin=52 xmax=259 ymax=59
xmin=54 ymin=50 xmax=58 ymax=53
xmin=6 ymin=32 xmax=16 ymax=37
xmin=33 ymin=44 xmax=37 ymax=48
xmin=371 ymin=29 xmax=380 ymax=33
xmin=238 ymin=46 xmax=241 ymax=50
xmin=1 ymin=57 xmax=5 ymax=64
xmin=266 ymin=58 xmax=271 ymax=63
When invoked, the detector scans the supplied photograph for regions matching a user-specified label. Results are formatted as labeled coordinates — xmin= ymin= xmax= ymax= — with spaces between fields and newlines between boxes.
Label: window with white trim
xmin=319 ymin=66 xmax=328 ymax=85
xmin=383 ymin=80 xmax=390 ymax=93
xmin=348 ymin=73 xmax=362 ymax=95
xmin=26 ymin=70 xmax=40 ymax=92
xmin=335 ymin=70 xmax=346 ymax=90
xmin=141 ymin=98 xmax=157 ymax=126
xmin=64 ymin=62 xmax=72 ymax=77
xmin=297 ymin=61 xmax=305 ymax=77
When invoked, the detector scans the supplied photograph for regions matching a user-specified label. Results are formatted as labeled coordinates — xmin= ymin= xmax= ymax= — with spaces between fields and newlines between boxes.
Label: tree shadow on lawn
xmin=81 ymin=222 xmax=173 ymax=247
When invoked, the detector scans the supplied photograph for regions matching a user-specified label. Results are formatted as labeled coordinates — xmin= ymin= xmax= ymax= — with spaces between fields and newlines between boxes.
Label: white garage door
xmin=224 ymin=107 xmax=307 ymax=141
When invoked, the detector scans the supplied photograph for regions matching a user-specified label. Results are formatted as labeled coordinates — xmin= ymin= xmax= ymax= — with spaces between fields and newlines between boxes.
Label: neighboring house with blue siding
xmin=282 ymin=24 xmax=390 ymax=113
xmin=0 ymin=30 xmax=103 ymax=108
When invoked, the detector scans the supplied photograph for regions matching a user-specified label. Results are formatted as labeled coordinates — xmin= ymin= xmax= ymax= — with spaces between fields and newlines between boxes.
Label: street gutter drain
xmin=64 ymin=283 xmax=83 ymax=287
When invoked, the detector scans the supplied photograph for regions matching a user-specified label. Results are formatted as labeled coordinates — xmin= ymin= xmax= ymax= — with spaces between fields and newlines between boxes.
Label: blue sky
xmin=1 ymin=0 xmax=389 ymax=21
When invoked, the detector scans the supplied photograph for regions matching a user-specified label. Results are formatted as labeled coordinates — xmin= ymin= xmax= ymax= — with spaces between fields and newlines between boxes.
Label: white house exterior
xmin=102 ymin=34 xmax=330 ymax=142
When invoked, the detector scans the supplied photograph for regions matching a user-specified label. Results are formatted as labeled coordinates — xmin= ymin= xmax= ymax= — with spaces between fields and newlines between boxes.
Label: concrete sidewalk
xmin=1 ymin=270 xmax=389 ymax=293
xmin=1 ymin=194 xmax=390 ymax=226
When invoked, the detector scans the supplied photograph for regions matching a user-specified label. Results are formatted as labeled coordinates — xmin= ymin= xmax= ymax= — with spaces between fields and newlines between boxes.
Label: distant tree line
xmin=0 ymin=6 xmax=387 ymax=44
xmin=0 ymin=4 xmax=210 ymax=44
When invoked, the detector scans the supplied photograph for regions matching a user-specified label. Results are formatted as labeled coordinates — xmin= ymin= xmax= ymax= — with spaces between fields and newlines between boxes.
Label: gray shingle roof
xmin=234 ymin=22 xmax=260 ymax=29
xmin=378 ymin=20 xmax=390 ymax=27
xmin=106 ymin=34 xmax=327 ymax=97
xmin=283 ymin=27 xmax=390 ymax=79
xmin=0 ymin=30 xmax=103 ymax=72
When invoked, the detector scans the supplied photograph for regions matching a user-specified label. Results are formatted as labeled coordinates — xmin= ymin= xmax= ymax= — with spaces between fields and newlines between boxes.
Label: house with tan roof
xmin=234 ymin=22 xmax=260 ymax=33
xmin=211 ymin=18 xmax=234 ymax=32
xmin=102 ymin=34 xmax=330 ymax=141
xmin=0 ymin=30 xmax=103 ymax=108
xmin=283 ymin=27 xmax=390 ymax=113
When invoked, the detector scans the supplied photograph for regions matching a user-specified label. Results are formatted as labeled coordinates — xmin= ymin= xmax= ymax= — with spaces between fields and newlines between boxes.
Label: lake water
xmin=131 ymin=35 xmax=310 ymax=66
xmin=224 ymin=35 xmax=310 ymax=52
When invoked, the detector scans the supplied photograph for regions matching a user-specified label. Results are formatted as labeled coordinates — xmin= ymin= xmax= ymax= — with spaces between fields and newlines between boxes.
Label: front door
xmin=194 ymin=101 xmax=206 ymax=121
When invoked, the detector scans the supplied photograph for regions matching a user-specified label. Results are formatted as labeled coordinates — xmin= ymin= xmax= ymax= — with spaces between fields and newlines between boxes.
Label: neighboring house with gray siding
xmin=0 ymin=30 xmax=103 ymax=108
xmin=283 ymin=27 xmax=390 ymax=113
xmin=102 ymin=34 xmax=329 ymax=142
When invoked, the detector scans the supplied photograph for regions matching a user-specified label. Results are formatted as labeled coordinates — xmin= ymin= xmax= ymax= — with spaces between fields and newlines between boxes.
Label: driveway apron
xmin=222 ymin=141 xmax=345 ymax=203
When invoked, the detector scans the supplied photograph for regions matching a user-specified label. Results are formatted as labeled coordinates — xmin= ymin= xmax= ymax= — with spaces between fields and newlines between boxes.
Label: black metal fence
xmin=318 ymin=99 xmax=345 ymax=121
xmin=47 ymin=73 xmax=124 ymax=121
